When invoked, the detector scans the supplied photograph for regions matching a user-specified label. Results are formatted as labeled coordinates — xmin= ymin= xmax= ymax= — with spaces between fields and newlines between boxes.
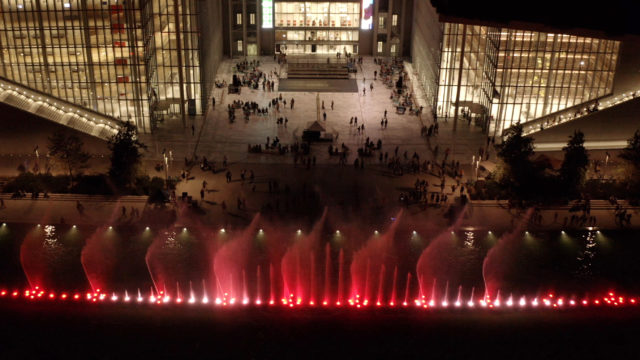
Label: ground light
xmin=1 ymin=285 xmax=637 ymax=312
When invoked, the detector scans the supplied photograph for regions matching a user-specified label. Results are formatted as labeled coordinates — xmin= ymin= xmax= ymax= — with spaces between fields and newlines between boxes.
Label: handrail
xmin=0 ymin=76 xmax=125 ymax=139
xmin=502 ymin=90 xmax=640 ymax=137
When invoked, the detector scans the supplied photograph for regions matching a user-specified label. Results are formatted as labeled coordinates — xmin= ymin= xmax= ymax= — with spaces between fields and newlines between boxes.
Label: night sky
xmin=430 ymin=0 xmax=640 ymax=36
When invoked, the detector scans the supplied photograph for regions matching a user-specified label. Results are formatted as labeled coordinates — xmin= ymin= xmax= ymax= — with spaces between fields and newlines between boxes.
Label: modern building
xmin=0 ymin=0 xmax=637 ymax=139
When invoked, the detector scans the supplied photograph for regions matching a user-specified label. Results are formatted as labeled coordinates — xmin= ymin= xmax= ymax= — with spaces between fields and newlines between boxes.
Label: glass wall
xmin=494 ymin=30 xmax=618 ymax=130
xmin=274 ymin=1 xmax=360 ymax=54
xmin=275 ymin=1 xmax=359 ymax=28
xmin=436 ymin=23 xmax=620 ymax=133
xmin=0 ymin=0 xmax=203 ymax=133
xmin=143 ymin=0 xmax=202 ymax=129
xmin=437 ymin=24 xmax=499 ymax=125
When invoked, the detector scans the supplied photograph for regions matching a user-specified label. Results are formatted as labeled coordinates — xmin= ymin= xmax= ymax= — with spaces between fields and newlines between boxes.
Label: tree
xmin=495 ymin=123 xmax=539 ymax=202
xmin=560 ymin=130 xmax=589 ymax=198
xmin=619 ymin=130 xmax=640 ymax=199
xmin=108 ymin=122 xmax=147 ymax=190
xmin=48 ymin=131 xmax=90 ymax=181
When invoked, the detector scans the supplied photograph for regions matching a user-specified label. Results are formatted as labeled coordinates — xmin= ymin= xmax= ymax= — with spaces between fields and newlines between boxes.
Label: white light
xmin=467 ymin=301 xmax=475 ymax=307
xmin=202 ymin=296 xmax=209 ymax=304
xmin=220 ymin=228 xmax=225 ymax=233
xmin=63 ymin=3 xmax=71 ymax=8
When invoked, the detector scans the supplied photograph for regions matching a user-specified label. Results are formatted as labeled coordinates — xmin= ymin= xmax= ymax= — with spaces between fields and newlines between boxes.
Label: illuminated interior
xmin=0 ymin=0 xmax=203 ymax=133
xmin=436 ymin=23 xmax=620 ymax=134
xmin=274 ymin=1 xmax=360 ymax=54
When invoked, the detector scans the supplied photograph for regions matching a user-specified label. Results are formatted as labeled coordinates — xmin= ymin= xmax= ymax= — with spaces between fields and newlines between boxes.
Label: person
xmin=374 ymin=70 xmax=377 ymax=80
xmin=291 ymin=98 xmax=294 ymax=109
xmin=191 ymin=124 xmax=195 ymax=136
xmin=226 ymin=171 xmax=232 ymax=183
xmin=212 ymin=96 xmax=216 ymax=108
xmin=384 ymin=109 xmax=387 ymax=118
xmin=370 ymin=83 xmax=373 ymax=91
xmin=200 ymin=188 xmax=205 ymax=201
xmin=323 ymin=112 xmax=327 ymax=121
xmin=322 ymin=100 xmax=325 ymax=110
xmin=363 ymin=88 xmax=366 ymax=96
xmin=331 ymin=100 xmax=334 ymax=110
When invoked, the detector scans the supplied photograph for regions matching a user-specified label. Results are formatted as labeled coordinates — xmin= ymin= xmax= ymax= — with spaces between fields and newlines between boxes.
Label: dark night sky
xmin=430 ymin=0 xmax=640 ymax=36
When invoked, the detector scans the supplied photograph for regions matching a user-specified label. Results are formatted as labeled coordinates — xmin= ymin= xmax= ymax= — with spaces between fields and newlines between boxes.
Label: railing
xmin=0 ymin=76 xmax=124 ymax=140
xmin=504 ymin=90 xmax=640 ymax=137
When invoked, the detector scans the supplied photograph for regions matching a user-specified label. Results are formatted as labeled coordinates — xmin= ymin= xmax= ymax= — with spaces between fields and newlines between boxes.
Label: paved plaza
xmin=0 ymin=56 xmax=636 ymax=231
xmin=145 ymin=56 xmax=489 ymax=167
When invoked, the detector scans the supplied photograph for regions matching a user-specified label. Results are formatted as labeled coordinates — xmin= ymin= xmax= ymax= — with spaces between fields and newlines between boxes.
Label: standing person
xmin=291 ymin=98 xmax=294 ymax=109
xmin=331 ymin=100 xmax=334 ymax=110
xmin=200 ymin=188 xmax=205 ymax=201
xmin=212 ymin=96 xmax=216 ymax=108
xmin=370 ymin=83 xmax=373 ymax=92
xmin=226 ymin=171 xmax=232 ymax=183
xmin=374 ymin=70 xmax=377 ymax=80
xmin=323 ymin=112 xmax=327 ymax=121
xmin=384 ymin=109 xmax=387 ymax=118
xmin=322 ymin=100 xmax=325 ymax=110
xmin=191 ymin=124 xmax=195 ymax=136
xmin=363 ymin=88 xmax=366 ymax=96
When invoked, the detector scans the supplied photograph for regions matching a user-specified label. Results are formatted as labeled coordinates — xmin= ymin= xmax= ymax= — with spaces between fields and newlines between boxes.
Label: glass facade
xmin=274 ymin=1 xmax=360 ymax=54
xmin=0 ymin=0 xmax=203 ymax=133
xmin=436 ymin=23 xmax=620 ymax=134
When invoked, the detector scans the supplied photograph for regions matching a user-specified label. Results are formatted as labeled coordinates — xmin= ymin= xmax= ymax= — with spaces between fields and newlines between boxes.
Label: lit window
xmin=262 ymin=0 xmax=273 ymax=28
xmin=377 ymin=41 xmax=383 ymax=53
xmin=64 ymin=3 xmax=71 ymax=8
xmin=391 ymin=44 xmax=396 ymax=54
xmin=236 ymin=13 xmax=242 ymax=25
xmin=237 ymin=40 xmax=243 ymax=52
xmin=250 ymin=13 xmax=256 ymax=25
xmin=379 ymin=17 xmax=385 ymax=29
xmin=392 ymin=14 xmax=398 ymax=26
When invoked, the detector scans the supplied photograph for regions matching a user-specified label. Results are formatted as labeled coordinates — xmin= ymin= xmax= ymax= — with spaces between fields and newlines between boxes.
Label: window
xmin=236 ymin=13 xmax=242 ymax=25
xmin=377 ymin=41 xmax=383 ymax=53
xmin=237 ymin=40 xmax=243 ymax=52
xmin=379 ymin=16 xmax=385 ymax=29
xmin=391 ymin=44 xmax=396 ymax=54
xmin=262 ymin=0 xmax=273 ymax=28
xmin=392 ymin=14 xmax=398 ymax=26
xmin=250 ymin=13 xmax=256 ymax=25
